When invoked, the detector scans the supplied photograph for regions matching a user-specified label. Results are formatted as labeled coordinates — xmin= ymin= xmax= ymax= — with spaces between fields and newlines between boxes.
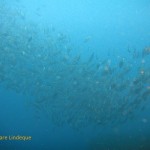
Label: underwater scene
xmin=0 ymin=0 xmax=150 ymax=149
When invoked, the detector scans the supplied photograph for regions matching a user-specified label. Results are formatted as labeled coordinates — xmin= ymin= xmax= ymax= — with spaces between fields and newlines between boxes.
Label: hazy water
xmin=0 ymin=0 xmax=150 ymax=149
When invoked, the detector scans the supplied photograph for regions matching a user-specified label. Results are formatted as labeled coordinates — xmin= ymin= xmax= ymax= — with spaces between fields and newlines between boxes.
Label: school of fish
xmin=0 ymin=3 xmax=150 ymax=130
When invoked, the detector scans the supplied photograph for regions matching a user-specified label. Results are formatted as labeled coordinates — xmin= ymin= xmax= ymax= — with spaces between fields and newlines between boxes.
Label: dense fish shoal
xmin=0 ymin=3 xmax=150 ymax=129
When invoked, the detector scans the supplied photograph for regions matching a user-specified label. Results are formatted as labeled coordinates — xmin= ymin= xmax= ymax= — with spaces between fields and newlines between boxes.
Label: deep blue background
xmin=0 ymin=0 xmax=150 ymax=149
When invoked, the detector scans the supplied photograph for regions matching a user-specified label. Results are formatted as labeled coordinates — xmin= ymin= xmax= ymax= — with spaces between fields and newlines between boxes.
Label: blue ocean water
xmin=0 ymin=0 xmax=150 ymax=149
